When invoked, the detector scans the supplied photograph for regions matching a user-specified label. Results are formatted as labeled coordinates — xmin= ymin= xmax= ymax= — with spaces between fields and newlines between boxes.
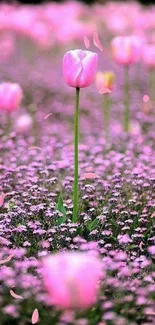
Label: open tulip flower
xmin=63 ymin=49 xmax=98 ymax=222
xmin=42 ymin=252 xmax=102 ymax=309
xmin=63 ymin=49 xmax=98 ymax=88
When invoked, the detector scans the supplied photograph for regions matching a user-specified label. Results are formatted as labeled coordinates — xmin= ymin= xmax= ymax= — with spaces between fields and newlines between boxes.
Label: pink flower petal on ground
xmin=93 ymin=32 xmax=103 ymax=51
xmin=44 ymin=113 xmax=53 ymax=120
xmin=84 ymin=36 xmax=90 ymax=49
xmin=139 ymin=242 xmax=144 ymax=251
xmin=0 ymin=254 xmax=14 ymax=265
xmin=143 ymin=95 xmax=149 ymax=103
xmin=28 ymin=146 xmax=42 ymax=151
xmin=10 ymin=290 xmax=23 ymax=300
xmin=99 ymin=87 xmax=111 ymax=94
xmin=32 ymin=309 xmax=39 ymax=324
xmin=83 ymin=172 xmax=98 ymax=179
xmin=0 ymin=193 xmax=6 ymax=207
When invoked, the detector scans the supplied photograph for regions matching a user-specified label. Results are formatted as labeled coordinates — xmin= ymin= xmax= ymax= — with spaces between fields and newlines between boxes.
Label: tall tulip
xmin=96 ymin=71 xmax=115 ymax=138
xmin=63 ymin=49 xmax=98 ymax=222
xmin=111 ymin=36 xmax=144 ymax=132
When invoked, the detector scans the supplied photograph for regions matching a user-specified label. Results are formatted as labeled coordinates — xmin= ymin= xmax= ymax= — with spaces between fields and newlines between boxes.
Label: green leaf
xmin=87 ymin=218 xmax=99 ymax=232
xmin=56 ymin=194 xmax=67 ymax=225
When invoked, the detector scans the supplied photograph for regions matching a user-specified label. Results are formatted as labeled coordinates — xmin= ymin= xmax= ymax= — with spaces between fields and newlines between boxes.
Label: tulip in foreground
xmin=42 ymin=252 xmax=102 ymax=309
xmin=63 ymin=50 xmax=98 ymax=222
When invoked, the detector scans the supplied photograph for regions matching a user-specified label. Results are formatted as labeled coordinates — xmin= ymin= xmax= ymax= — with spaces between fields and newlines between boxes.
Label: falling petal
xmin=44 ymin=113 xmax=52 ymax=120
xmin=0 ymin=254 xmax=14 ymax=265
xmin=10 ymin=290 xmax=23 ymax=300
xmin=139 ymin=242 xmax=144 ymax=251
xmin=32 ymin=309 xmax=39 ymax=324
xmin=28 ymin=146 xmax=42 ymax=151
xmin=93 ymin=32 xmax=103 ymax=51
xmin=0 ymin=193 xmax=6 ymax=207
xmin=84 ymin=36 xmax=90 ymax=49
xmin=143 ymin=94 xmax=149 ymax=103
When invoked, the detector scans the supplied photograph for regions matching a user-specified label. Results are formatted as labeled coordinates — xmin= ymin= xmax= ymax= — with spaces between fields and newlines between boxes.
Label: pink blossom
xmin=42 ymin=251 xmax=102 ymax=309
xmin=0 ymin=82 xmax=23 ymax=113
xmin=111 ymin=36 xmax=144 ymax=65
xmin=15 ymin=114 xmax=32 ymax=134
xmin=63 ymin=49 xmax=98 ymax=88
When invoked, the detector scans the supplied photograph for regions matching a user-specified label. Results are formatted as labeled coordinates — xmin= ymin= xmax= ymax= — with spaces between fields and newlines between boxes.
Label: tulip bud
xmin=42 ymin=252 xmax=102 ymax=309
xmin=0 ymin=82 xmax=23 ymax=113
xmin=63 ymin=49 xmax=98 ymax=88
xmin=96 ymin=71 xmax=115 ymax=94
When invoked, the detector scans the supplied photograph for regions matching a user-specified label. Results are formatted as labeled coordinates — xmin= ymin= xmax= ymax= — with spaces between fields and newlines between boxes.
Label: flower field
xmin=0 ymin=1 xmax=154 ymax=324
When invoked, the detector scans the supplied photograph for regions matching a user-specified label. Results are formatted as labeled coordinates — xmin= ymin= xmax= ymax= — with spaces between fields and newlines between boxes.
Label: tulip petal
xmin=93 ymin=32 xmax=103 ymax=51
xmin=84 ymin=36 xmax=90 ymax=49
xmin=79 ymin=52 xmax=98 ymax=88
xmin=63 ymin=51 xmax=82 ymax=87
xmin=99 ymin=87 xmax=111 ymax=94
xmin=32 ymin=309 xmax=39 ymax=324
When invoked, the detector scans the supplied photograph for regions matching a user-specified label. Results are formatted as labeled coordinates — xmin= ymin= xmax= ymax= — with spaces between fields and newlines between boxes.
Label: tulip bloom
xmin=63 ymin=50 xmax=98 ymax=222
xmin=0 ymin=82 xmax=23 ymax=113
xmin=63 ymin=49 xmax=98 ymax=88
xmin=111 ymin=36 xmax=143 ymax=66
xmin=42 ymin=252 xmax=102 ymax=309
xmin=96 ymin=72 xmax=115 ymax=138
xmin=96 ymin=71 xmax=115 ymax=94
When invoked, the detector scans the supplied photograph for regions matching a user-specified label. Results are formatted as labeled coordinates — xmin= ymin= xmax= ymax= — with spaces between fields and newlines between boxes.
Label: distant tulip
xmin=15 ymin=114 xmax=32 ymax=134
xmin=63 ymin=49 xmax=98 ymax=88
xmin=142 ymin=44 xmax=155 ymax=69
xmin=96 ymin=71 xmax=115 ymax=94
xmin=63 ymin=49 xmax=98 ymax=222
xmin=0 ymin=82 xmax=23 ymax=113
xmin=96 ymin=72 xmax=115 ymax=138
xmin=42 ymin=252 xmax=102 ymax=309
xmin=111 ymin=36 xmax=143 ymax=66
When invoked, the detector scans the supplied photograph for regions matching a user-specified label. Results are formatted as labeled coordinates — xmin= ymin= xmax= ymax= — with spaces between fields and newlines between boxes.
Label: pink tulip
xmin=63 ymin=49 xmax=98 ymax=88
xmin=142 ymin=45 xmax=155 ymax=69
xmin=42 ymin=251 xmax=102 ymax=309
xmin=0 ymin=82 xmax=23 ymax=113
xmin=111 ymin=36 xmax=143 ymax=65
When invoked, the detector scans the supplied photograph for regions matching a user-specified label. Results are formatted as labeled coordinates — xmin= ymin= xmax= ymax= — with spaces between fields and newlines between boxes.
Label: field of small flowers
xmin=0 ymin=1 xmax=155 ymax=325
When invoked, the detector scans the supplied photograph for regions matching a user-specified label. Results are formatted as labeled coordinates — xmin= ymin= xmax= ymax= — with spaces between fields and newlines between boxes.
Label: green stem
xmin=5 ymin=112 xmax=11 ymax=135
xmin=73 ymin=87 xmax=80 ymax=223
xmin=149 ymin=69 xmax=155 ymax=103
xmin=104 ymin=94 xmax=110 ymax=138
xmin=124 ymin=66 xmax=130 ymax=132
